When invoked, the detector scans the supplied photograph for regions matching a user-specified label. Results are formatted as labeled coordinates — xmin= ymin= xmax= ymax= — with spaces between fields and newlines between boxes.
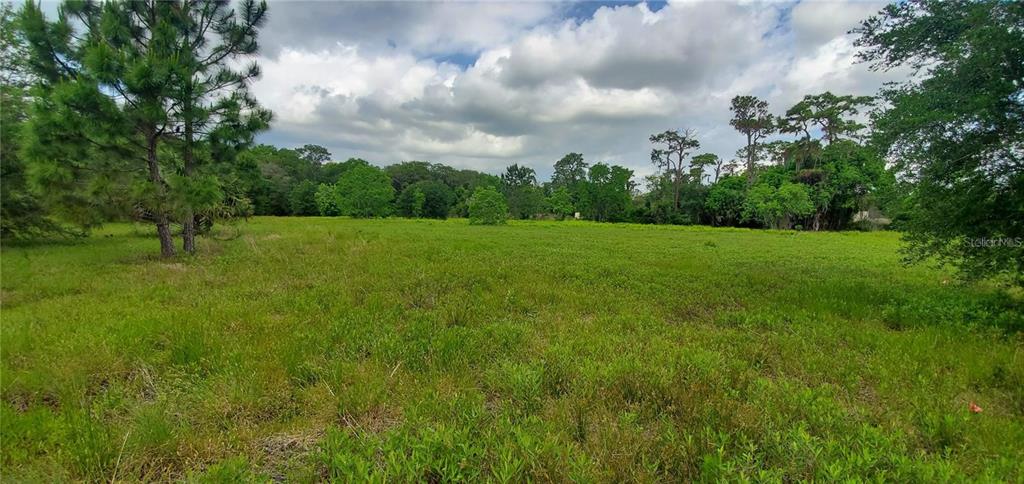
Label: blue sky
xmin=246 ymin=0 xmax=902 ymax=181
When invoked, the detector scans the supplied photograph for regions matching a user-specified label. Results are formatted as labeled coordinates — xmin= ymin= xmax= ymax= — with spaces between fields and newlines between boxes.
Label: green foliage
xmin=397 ymin=180 xmax=454 ymax=219
xmin=704 ymin=176 xmax=747 ymax=226
xmin=690 ymin=153 xmax=719 ymax=184
xmin=649 ymin=129 xmax=701 ymax=212
xmin=315 ymin=183 xmax=341 ymax=216
xmin=855 ymin=0 xmax=1024 ymax=285
xmin=319 ymin=158 xmax=362 ymax=185
xmin=635 ymin=172 xmax=706 ymax=225
xmin=238 ymin=145 xmax=322 ymax=215
xmin=580 ymin=163 xmax=634 ymax=222
xmin=385 ymin=161 xmax=435 ymax=193
xmin=295 ymin=144 xmax=331 ymax=164
xmin=17 ymin=0 xmax=271 ymax=255
xmin=167 ymin=173 xmax=224 ymax=219
xmin=779 ymin=92 xmax=873 ymax=145
xmin=802 ymin=140 xmax=891 ymax=230
xmin=0 ymin=4 xmax=81 ymax=241
xmin=743 ymin=181 xmax=815 ymax=229
xmin=377 ymin=161 xmax=500 ymax=218
xmin=551 ymin=152 xmax=589 ymax=207
xmin=334 ymin=164 xmax=394 ymax=218
xmin=730 ymin=95 xmax=775 ymax=182
xmin=288 ymin=180 xmax=319 ymax=216
xmin=546 ymin=187 xmax=575 ymax=220
xmin=501 ymin=164 xmax=544 ymax=220
xmin=468 ymin=187 xmax=508 ymax=225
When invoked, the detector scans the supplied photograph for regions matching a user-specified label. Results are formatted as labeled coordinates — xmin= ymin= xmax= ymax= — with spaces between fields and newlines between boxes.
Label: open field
xmin=2 ymin=217 xmax=1022 ymax=481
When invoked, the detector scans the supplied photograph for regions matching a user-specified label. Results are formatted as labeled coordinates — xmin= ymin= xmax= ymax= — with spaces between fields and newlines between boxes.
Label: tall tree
xmin=551 ymin=152 xmax=588 ymax=205
xmin=333 ymin=163 xmax=394 ymax=218
xmin=649 ymin=129 xmax=700 ymax=210
xmin=780 ymin=92 xmax=873 ymax=145
xmin=729 ymin=95 xmax=775 ymax=185
xmin=170 ymin=0 xmax=271 ymax=253
xmin=1 ymin=3 xmax=78 ymax=240
xmin=546 ymin=186 xmax=575 ymax=220
xmin=690 ymin=153 xmax=719 ymax=184
xmin=855 ymin=0 xmax=1024 ymax=284
xmin=551 ymin=152 xmax=587 ymax=188
xmin=295 ymin=144 xmax=331 ymax=164
xmin=385 ymin=161 xmax=434 ymax=193
xmin=501 ymin=164 xmax=542 ymax=219
xmin=19 ymin=0 xmax=270 ymax=257
xmin=397 ymin=180 xmax=453 ymax=219
xmin=21 ymin=1 xmax=182 ymax=256
xmin=581 ymin=163 xmax=634 ymax=222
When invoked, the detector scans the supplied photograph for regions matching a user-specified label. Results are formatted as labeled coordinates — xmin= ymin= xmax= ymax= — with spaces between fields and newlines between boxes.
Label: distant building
xmin=852 ymin=208 xmax=891 ymax=229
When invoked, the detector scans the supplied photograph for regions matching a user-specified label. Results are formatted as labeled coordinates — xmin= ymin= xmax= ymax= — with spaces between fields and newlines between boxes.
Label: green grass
xmin=2 ymin=217 xmax=1022 ymax=482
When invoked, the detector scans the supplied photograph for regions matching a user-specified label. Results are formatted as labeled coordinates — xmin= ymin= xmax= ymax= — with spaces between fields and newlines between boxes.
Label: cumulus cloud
xmin=260 ymin=1 xmax=558 ymax=58
xmin=788 ymin=1 xmax=885 ymax=49
xmin=251 ymin=1 xmax=904 ymax=179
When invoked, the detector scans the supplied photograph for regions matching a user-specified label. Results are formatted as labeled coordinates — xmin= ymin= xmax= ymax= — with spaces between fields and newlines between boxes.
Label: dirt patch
xmin=258 ymin=429 xmax=324 ymax=482
xmin=261 ymin=430 xmax=322 ymax=457
xmin=340 ymin=405 xmax=402 ymax=434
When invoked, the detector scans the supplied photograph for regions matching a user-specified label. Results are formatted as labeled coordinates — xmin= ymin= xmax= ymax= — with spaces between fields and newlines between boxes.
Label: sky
xmin=79 ymin=0 xmax=910 ymax=180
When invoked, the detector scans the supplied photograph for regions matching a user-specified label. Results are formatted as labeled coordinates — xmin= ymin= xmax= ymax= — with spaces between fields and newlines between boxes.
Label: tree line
xmin=1 ymin=0 xmax=1020 ymax=286
xmin=234 ymin=88 xmax=892 ymax=233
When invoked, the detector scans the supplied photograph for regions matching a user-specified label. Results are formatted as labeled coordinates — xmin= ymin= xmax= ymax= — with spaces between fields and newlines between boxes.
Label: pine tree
xmin=19 ymin=0 xmax=271 ymax=256
xmin=729 ymin=95 xmax=775 ymax=185
xmin=168 ymin=0 xmax=271 ymax=253
xmin=1 ymin=3 xmax=79 ymax=240
xmin=21 ymin=1 xmax=182 ymax=256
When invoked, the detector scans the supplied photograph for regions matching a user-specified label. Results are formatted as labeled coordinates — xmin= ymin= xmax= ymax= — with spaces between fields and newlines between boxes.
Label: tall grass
xmin=2 ymin=217 xmax=1021 ymax=481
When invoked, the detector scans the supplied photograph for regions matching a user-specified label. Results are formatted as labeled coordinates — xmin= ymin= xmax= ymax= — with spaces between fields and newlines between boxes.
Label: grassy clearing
xmin=2 ymin=217 xmax=1022 ymax=481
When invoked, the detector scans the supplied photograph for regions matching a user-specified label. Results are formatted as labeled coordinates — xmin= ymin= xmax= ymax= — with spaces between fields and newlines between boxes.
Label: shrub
xmin=467 ymin=187 xmax=508 ymax=225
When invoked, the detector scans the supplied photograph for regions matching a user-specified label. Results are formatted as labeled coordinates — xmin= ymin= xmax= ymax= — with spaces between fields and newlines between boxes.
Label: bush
xmin=467 ymin=187 xmax=508 ymax=225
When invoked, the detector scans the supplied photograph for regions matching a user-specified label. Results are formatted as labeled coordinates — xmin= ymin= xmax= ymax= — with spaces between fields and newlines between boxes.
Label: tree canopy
xmin=855 ymin=0 xmax=1024 ymax=284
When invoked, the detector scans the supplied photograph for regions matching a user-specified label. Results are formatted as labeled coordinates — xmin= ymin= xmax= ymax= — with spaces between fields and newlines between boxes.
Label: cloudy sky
xmin=249 ymin=0 xmax=903 ymax=180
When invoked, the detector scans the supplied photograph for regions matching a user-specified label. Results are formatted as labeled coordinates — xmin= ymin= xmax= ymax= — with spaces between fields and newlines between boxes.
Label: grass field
xmin=2 ymin=217 xmax=1022 ymax=482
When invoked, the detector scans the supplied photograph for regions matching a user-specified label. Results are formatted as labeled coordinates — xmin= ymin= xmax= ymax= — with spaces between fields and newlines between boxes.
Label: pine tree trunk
xmin=673 ymin=174 xmax=681 ymax=211
xmin=746 ymin=132 xmax=755 ymax=185
xmin=145 ymin=131 xmax=176 ymax=258
xmin=182 ymin=219 xmax=196 ymax=253
xmin=156 ymin=220 xmax=176 ymax=257
xmin=181 ymin=100 xmax=197 ymax=254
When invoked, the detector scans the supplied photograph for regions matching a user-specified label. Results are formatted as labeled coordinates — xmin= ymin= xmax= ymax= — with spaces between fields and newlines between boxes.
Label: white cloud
xmin=252 ymin=1 xmax=908 ymax=179
xmin=789 ymin=1 xmax=884 ymax=49
xmin=260 ymin=1 xmax=558 ymax=57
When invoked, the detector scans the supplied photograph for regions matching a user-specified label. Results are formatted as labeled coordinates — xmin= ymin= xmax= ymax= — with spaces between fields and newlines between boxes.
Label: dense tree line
xmin=1 ymin=0 xmax=1019 ymax=285
xmin=229 ymin=113 xmax=886 ymax=233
